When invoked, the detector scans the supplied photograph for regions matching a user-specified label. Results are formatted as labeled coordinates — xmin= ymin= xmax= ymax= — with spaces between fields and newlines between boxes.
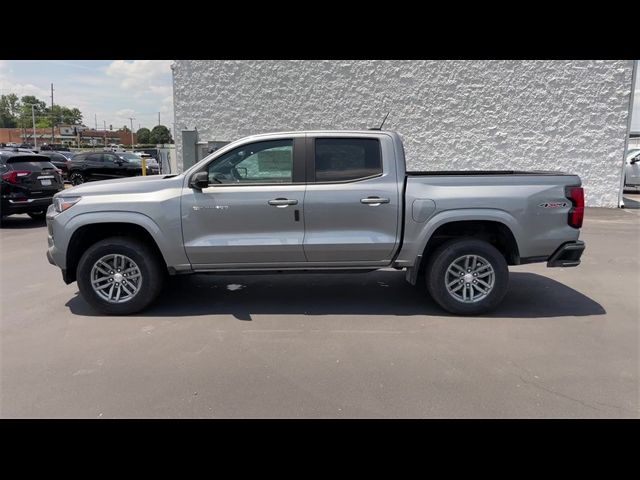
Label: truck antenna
xmin=369 ymin=111 xmax=390 ymax=131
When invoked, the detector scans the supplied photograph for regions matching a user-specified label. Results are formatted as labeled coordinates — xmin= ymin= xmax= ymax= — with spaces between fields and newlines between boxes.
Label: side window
xmin=73 ymin=154 xmax=86 ymax=162
xmin=207 ymin=139 xmax=293 ymax=184
xmin=87 ymin=153 xmax=103 ymax=163
xmin=314 ymin=138 xmax=382 ymax=182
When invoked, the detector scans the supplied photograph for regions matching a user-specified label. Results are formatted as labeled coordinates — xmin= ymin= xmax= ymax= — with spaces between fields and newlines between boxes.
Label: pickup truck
xmin=46 ymin=130 xmax=585 ymax=316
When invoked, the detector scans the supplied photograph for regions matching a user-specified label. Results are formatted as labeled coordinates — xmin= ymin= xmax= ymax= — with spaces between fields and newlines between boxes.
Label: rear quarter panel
xmin=396 ymin=174 xmax=582 ymax=266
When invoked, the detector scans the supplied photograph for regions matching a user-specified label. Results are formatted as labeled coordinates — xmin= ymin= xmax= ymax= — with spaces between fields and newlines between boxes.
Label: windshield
xmin=627 ymin=149 xmax=640 ymax=159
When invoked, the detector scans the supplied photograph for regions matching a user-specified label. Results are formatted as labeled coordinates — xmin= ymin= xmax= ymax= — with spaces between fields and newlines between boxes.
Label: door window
xmin=87 ymin=153 xmax=103 ymax=163
xmin=314 ymin=138 xmax=382 ymax=182
xmin=207 ymin=139 xmax=293 ymax=184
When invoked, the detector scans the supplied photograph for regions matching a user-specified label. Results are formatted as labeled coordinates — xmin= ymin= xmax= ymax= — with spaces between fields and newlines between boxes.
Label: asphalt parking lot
xmin=0 ymin=206 xmax=638 ymax=418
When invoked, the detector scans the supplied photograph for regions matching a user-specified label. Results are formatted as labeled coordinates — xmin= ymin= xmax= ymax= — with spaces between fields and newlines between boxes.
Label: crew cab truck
xmin=46 ymin=130 xmax=585 ymax=315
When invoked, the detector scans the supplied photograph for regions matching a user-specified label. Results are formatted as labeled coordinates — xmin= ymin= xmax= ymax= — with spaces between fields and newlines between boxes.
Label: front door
xmin=181 ymin=137 xmax=307 ymax=267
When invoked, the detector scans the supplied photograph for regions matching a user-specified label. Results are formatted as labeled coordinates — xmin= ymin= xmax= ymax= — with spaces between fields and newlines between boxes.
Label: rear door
xmin=302 ymin=134 xmax=401 ymax=265
xmin=85 ymin=153 xmax=107 ymax=180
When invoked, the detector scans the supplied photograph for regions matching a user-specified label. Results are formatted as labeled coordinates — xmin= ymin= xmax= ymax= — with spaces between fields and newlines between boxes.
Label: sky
xmin=0 ymin=60 xmax=639 ymax=133
xmin=0 ymin=60 xmax=173 ymax=132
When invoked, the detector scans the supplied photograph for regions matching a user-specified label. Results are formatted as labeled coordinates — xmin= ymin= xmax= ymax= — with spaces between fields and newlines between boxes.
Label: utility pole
xmin=31 ymin=104 xmax=37 ymax=149
xmin=158 ymin=112 xmax=161 ymax=126
xmin=128 ymin=117 xmax=135 ymax=149
xmin=50 ymin=83 xmax=55 ymax=145
xmin=103 ymin=120 xmax=107 ymax=146
xmin=95 ymin=113 xmax=97 ymax=131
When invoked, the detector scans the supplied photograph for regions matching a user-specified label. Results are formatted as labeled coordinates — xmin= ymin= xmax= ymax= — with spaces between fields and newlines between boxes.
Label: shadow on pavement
xmin=66 ymin=270 xmax=606 ymax=320
xmin=0 ymin=215 xmax=46 ymax=229
xmin=622 ymin=195 xmax=640 ymax=209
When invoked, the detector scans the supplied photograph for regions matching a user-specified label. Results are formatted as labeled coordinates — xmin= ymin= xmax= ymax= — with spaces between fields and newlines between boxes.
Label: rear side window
xmin=72 ymin=154 xmax=87 ymax=162
xmin=314 ymin=138 xmax=382 ymax=182
xmin=87 ymin=153 xmax=103 ymax=162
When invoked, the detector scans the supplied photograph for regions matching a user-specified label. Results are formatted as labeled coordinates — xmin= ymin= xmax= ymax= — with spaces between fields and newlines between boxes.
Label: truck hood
xmin=59 ymin=174 xmax=184 ymax=196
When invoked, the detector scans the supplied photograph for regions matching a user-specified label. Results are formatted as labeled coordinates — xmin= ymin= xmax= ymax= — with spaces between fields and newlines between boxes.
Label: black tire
xmin=70 ymin=172 xmax=85 ymax=186
xmin=27 ymin=211 xmax=46 ymax=220
xmin=425 ymin=238 xmax=509 ymax=316
xmin=76 ymin=236 xmax=165 ymax=315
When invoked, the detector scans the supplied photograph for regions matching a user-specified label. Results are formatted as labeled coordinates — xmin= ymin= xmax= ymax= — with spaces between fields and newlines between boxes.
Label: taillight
xmin=566 ymin=186 xmax=584 ymax=228
xmin=1 ymin=170 xmax=31 ymax=184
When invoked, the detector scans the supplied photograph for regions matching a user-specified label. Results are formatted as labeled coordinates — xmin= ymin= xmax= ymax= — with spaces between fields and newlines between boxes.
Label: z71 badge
xmin=538 ymin=202 xmax=569 ymax=208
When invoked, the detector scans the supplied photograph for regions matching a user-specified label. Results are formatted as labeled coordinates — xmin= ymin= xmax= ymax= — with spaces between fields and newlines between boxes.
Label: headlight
xmin=53 ymin=196 xmax=82 ymax=213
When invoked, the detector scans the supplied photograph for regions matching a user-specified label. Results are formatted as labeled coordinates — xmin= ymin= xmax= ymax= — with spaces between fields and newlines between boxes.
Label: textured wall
xmin=172 ymin=60 xmax=635 ymax=207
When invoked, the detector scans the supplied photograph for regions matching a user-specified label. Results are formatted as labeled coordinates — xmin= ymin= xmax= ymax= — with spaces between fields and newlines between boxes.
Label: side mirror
xmin=631 ymin=157 xmax=639 ymax=165
xmin=189 ymin=171 xmax=210 ymax=190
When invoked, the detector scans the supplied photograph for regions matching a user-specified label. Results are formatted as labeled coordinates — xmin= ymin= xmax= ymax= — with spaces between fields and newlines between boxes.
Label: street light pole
xmin=128 ymin=117 xmax=135 ymax=149
xmin=31 ymin=104 xmax=37 ymax=149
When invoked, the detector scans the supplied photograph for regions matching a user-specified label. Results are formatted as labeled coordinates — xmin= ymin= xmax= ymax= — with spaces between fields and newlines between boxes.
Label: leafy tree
xmin=122 ymin=125 xmax=130 ymax=132
xmin=0 ymin=92 xmax=84 ymax=129
xmin=149 ymin=124 xmax=173 ymax=144
xmin=136 ymin=127 xmax=151 ymax=144
xmin=51 ymin=105 xmax=83 ymax=125
xmin=0 ymin=94 xmax=20 ymax=127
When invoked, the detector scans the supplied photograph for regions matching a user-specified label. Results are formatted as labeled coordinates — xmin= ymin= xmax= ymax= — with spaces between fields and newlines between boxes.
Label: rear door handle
xmin=268 ymin=198 xmax=298 ymax=208
xmin=360 ymin=196 xmax=390 ymax=206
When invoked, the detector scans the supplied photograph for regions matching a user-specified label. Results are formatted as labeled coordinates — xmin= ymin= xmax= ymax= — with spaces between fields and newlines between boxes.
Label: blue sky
xmin=0 ymin=60 xmax=173 ymax=131
xmin=0 ymin=60 xmax=638 ymax=132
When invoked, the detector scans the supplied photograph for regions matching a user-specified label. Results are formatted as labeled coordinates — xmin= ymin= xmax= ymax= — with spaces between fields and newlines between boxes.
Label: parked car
xmin=67 ymin=151 xmax=160 ymax=185
xmin=38 ymin=151 xmax=73 ymax=181
xmin=1 ymin=151 xmax=64 ymax=220
xmin=624 ymin=148 xmax=640 ymax=190
xmin=46 ymin=130 xmax=585 ymax=315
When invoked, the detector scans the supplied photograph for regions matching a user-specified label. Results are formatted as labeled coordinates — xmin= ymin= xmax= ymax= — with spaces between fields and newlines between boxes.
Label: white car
xmin=624 ymin=149 xmax=640 ymax=189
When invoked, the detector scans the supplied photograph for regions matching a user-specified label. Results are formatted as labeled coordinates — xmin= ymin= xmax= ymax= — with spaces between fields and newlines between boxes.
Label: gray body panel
xmin=46 ymin=130 xmax=583 ymax=280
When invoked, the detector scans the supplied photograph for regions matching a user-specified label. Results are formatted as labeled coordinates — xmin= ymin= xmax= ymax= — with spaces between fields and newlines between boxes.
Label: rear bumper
xmin=547 ymin=241 xmax=585 ymax=267
xmin=1 ymin=196 xmax=53 ymax=215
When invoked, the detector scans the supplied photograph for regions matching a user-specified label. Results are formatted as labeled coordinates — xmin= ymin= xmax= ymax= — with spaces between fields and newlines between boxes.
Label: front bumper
xmin=547 ymin=241 xmax=585 ymax=267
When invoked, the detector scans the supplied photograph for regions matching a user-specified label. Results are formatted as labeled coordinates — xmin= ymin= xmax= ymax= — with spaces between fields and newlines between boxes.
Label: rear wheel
xmin=425 ymin=238 xmax=509 ymax=315
xmin=28 ymin=211 xmax=46 ymax=220
xmin=70 ymin=172 xmax=85 ymax=186
xmin=76 ymin=236 xmax=165 ymax=315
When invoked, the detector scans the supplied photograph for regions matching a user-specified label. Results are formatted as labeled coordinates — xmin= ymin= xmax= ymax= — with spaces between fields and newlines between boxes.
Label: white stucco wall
xmin=172 ymin=60 xmax=635 ymax=207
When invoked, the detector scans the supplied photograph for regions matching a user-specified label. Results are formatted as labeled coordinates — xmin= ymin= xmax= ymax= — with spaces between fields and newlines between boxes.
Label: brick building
xmin=0 ymin=125 xmax=137 ymax=147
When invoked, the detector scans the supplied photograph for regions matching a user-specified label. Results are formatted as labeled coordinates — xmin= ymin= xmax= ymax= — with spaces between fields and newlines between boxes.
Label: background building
xmin=0 ymin=125 xmax=137 ymax=147
xmin=172 ymin=60 xmax=636 ymax=207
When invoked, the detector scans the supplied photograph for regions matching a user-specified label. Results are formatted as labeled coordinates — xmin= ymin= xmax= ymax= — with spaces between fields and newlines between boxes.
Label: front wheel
xmin=425 ymin=238 xmax=509 ymax=315
xmin=69 ymin=172 xmax=85 ymax=186
xmin=76 ymin=236 xmax=165 ymax=315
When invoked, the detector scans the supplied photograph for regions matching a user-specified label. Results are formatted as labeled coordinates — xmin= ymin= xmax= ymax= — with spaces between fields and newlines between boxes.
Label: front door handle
xmin=360 ymin=196 xmax=390 ymax=206
xmin=268 ymin=198 xmax=298 ymax=208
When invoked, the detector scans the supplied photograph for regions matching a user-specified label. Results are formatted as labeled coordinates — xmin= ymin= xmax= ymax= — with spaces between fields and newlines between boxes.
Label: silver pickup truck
xmin=46 ymin=130 xmax=585 ymax=316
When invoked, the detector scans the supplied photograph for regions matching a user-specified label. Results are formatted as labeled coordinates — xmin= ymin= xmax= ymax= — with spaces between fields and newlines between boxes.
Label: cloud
xmin=105 ymin=60 xmax=172 ymax=89
xmin=115 ymin=108 xmax=135 ymax=117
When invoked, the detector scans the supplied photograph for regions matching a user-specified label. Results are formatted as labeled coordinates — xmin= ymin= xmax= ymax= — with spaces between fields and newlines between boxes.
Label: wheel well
xmin=65 ymin=222 xmax=167 ymax=283
xmin=421 ymin=220 xmax=520 ymax=267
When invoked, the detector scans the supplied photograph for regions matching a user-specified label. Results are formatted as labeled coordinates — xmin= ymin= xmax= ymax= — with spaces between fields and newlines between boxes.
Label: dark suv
xmin=68 ymin=151 xmax=160 ymax=185
xmin=0 ymin=151 xmax=64 ymax=219
xmin=38 ymin=151 xmax=73 ymax=181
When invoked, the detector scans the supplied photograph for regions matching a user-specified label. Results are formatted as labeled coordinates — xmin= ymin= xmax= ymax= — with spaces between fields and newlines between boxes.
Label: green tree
xmin=149 ymin=124 xmax=173 ymax=144
xmin=16 ymin=96 xmax=48 ymax=128
xmin=136 ymin=127 xmax=151 ymax=144
xmin=51 ymin=105 xmax=83 ymax=125
xmin=0 ymin=94 xmax=20 ymax=127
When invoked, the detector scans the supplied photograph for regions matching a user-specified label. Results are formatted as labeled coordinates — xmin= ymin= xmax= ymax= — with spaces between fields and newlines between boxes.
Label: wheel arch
xmin=63 ymin=212 xmax=174 ymax=284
